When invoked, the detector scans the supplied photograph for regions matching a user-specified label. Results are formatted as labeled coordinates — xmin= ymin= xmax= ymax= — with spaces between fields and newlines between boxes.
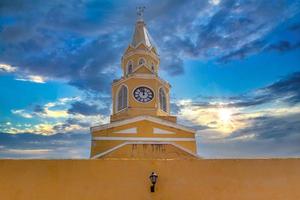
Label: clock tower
xmin=110 ymin=14 xmax=174 ymax=123
xmin=90 ymin=10 xmax=198 ymax=159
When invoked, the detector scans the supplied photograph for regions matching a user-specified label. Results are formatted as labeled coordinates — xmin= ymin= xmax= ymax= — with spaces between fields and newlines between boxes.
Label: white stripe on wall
xmin=92 ymin=136 xmax=195 ymax=142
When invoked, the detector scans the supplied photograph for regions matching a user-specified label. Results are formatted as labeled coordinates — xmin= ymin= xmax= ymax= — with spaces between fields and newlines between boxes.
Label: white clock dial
xmin=133 ymin=87 xmax=154 ymax=103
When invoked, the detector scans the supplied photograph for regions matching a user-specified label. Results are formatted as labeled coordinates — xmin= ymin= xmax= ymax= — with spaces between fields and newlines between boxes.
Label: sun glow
xmin=218 ymin=108 xmax=232 ymax=123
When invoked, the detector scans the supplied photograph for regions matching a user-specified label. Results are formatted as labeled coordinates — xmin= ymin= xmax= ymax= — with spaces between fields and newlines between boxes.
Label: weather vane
xmin=136 ymin=6 xmax=146 ymax=21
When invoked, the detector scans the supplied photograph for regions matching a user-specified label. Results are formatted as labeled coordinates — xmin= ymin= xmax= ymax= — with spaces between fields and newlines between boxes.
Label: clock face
xmin=133 ymin=87 xmax=154 ymax=103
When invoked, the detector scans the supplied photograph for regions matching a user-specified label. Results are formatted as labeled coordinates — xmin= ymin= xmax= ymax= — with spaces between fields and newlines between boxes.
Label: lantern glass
xmin=150 ymin=172 xmax=158 ymax=185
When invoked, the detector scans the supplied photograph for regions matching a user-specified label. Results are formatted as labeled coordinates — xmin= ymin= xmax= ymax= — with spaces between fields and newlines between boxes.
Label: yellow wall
xmin=91 ymin=119 xmax=196 ymax=158
xmin=100 ymin=144 xmax=197 ymax=159
xmin=1 ymin=159 xmax=300 ymax=200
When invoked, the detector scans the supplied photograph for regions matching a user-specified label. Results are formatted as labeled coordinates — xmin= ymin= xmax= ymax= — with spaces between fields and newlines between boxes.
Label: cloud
xmin=8 ymin=96 xmax=110 ymax=136
xmin=0 ymin=63 xmax=16 ymax=72
xmin=162 ymin=72 xmax=300 ymax=157
xmin=267 ymin=40 xmax=300 ymax=53
xmin=289 ymin=22 xmax=300 ymax=31
xmin=0 ymin=0 xmax=299 ymax=89
xmin=15 ymin=75 xmax=46 ymax=83
xmin=68 ymin=101 xmax=110 ymax=116
xmin=226 ymin=71 xmax=300 ymax=107
xmin=150 ymin=0 xmax=300 ymax=67
xmin=11 ymin=109 xmax=33 ymax=118
xmin=190 ymin=71 xmax=300 ymax=109
xmin=228 ymin=113 xmax=300 ymax=141
xmin=173 ymin=72 xmax=300 ymax=137
xmin=0 ymin=0 xmax=127 ymax=93
xmin=0 ymin=132 xmax=90 ymax=158
xmin=218 ymin=40 xmax=266 ymax=63
xmin=197 ymin=112 xmax=300 ymax=158
xmin=33 ymin=105 xmax=46 ymax=114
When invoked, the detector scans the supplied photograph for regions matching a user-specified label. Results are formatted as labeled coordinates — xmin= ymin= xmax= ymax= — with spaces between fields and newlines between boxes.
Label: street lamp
xmin=149 ymin=172 xmax=158 ymax=192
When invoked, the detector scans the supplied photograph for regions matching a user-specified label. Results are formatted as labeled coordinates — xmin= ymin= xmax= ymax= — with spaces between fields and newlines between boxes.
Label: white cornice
xmin=112 ymin=74 xmax=170 ymax=88
xmin=92 ymin=137 xmax=195 ymax=141
xmin=123 ymin=48 xmax=160 ymax=63
xmin=132 ymin=63 xmax=153 ymax=74
xmin=90 ymin=115 xmax=196 ymax=133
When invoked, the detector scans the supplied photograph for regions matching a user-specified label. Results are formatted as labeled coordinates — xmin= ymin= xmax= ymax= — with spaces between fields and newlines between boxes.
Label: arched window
xmin=159 ymin=88 xmax=167 ymax=112
xmin=127 ymin=61 xmax=133 ymax=74
xmin=117 ymin=85 xmax=128 ymax=111
xmin=138 ymin=58 xmax=145 ymax=65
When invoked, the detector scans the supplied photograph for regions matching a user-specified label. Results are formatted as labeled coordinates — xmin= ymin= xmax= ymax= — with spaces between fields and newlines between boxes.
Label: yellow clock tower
xmin=90 ymin=11 xmax=198 ymax=159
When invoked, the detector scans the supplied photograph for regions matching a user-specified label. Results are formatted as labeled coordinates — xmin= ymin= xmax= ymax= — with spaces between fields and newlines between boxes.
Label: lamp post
xmin=149 ymin=172 xmax=158 ymax=192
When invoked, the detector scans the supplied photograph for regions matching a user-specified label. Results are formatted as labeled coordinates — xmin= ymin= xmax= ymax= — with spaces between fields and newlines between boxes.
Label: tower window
xmin=117 ymin=85 xmax=128 ymax=111
xmin=127 ymin=61 xmax=133 ymax=74
xmin=159 ymin=88 xmax=167 ymax=112
xmin=139 ymin=58 xmax=145 ymax=65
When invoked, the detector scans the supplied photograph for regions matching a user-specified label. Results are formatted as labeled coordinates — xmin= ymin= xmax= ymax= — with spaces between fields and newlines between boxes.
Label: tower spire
xmin=136 ymin=6 xmax=146 ymax=22
xmin=131 ymin=6 xmax=154 ymax=48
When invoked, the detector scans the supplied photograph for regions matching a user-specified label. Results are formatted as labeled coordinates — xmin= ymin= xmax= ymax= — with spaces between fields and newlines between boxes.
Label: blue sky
xmin=0 ymin=0 xmax=300 ymax=158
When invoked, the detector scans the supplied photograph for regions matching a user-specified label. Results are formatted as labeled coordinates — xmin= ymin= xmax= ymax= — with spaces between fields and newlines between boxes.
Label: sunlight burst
xmin=218 ymin=108 xmax=232 ymax=123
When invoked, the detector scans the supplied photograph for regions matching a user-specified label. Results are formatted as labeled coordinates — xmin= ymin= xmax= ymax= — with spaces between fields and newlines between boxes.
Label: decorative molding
xmin=113 ymin=127 xmax=137 ymax=134
xmin=132 ymin=63 xmax=153 ymax=74
xmin=123 ymin=46 xmax=159 ymax=63
xmin=91 ymin=115 xmax=196 ymax=133
xmin=153 ymin=128 xmax=174 ymax=134
xmin=92 ymin=136 xmax=195 ymax=142
xmin=91 ymin=141 xmax=200 ymax=159
xmin=112 ymin=74 xmax=170 ymax=88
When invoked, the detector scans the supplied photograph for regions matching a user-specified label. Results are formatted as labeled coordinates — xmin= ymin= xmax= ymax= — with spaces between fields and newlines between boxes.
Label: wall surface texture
xmin=0 ymin=159 xmax=299 ymax=200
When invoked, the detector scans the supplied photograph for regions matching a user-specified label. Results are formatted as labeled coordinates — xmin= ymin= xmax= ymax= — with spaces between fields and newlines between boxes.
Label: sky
xmin=0 ymin=0 xmax=300 ymax=159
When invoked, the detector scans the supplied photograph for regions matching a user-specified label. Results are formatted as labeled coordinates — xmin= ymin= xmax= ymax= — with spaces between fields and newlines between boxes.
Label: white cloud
xmin=44 ymin=97 xmax=81 ymax=108
xmin=6 ymin=149 xmax=52 ymax=155
xmin=209 ymin=0 xmax=221 ymax=6
xmin=0 ymin=63 xmax=17 ymax=73
xmin=11 ymin=109 xmax=33 ymax=118
xmin=175 ymin=97 xmax=300 ymax=140
xmin=16 ymin=75 xmax=46 ymax=83
xmin=39 ymin=109 xmax=69 ymax=118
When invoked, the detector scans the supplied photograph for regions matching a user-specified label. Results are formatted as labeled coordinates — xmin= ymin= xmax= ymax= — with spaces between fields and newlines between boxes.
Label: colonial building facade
xmin=90 ymin=14 xmax=198 ymax=159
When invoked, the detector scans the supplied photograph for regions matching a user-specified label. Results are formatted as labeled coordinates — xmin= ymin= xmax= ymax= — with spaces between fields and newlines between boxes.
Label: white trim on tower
xmin=91 ymin=115 xmax=196 ymax=133
xmin=91 ymin=141 xmax=200 ymax=159
xmin=92 ymin=136 xmax=195 ymax=141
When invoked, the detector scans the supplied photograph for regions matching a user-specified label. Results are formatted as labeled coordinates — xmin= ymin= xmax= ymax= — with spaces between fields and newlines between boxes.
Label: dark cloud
xmin=33 ymin=105 xmax=46 ymax=114
xmin=197 ymin=112 xmax=300 ymax=158
xmin=229 ymin=113 xmax=300 ymax=140
xmin=66 ymin=118 xmax=90 ymax=127
xmin=219 ymin=39 xmax=300 ymax=63
xmin=67 ymin=101 xmax=110 ymax=116
xmin=150 ymin=0 xmax=300 ymax=66
xmin=186 ymin=71 xmax=300 ymax=109
xmin=267 ymin=40 xmax=300 ymax=52
xmin=0 ymin=132 xmax=90 ymax=159
xmin=1 ymin=0 xmax=299 ymax=87
xmin=218 ymin=40 xmax=266 ymax=63
xmin=0 ymin=0 xmax=127 ymax=94
xmin=289 ymin=22 xmax=300 ymax=31
xmin=262 ymin=71 xmax=300 ymax=105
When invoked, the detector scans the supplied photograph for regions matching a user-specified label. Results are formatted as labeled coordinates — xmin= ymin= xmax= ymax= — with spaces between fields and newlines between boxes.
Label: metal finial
xmin=136 ymin=6 xmax=146 ymax=21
